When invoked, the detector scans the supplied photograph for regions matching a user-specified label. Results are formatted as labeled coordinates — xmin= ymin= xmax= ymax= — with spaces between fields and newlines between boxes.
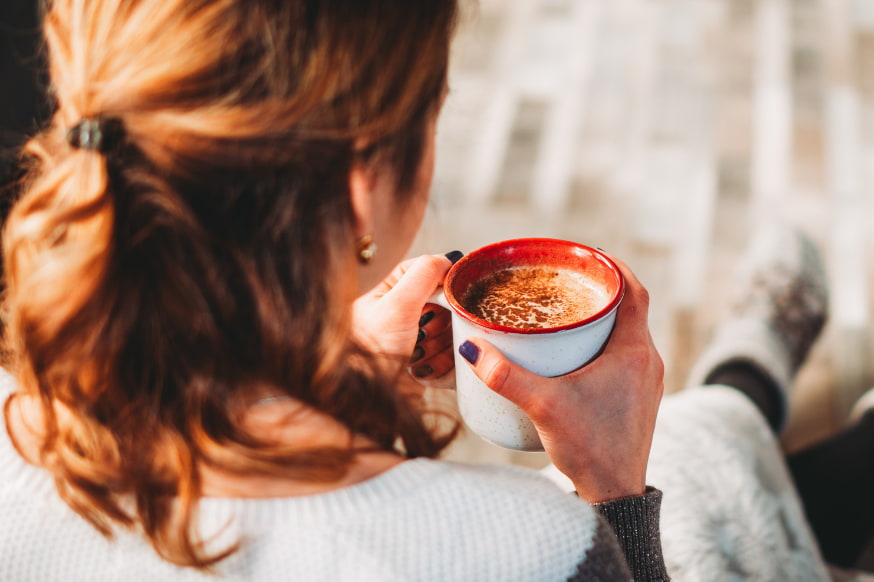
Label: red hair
xmin=4 ymin=0 xmax=458 ymax=568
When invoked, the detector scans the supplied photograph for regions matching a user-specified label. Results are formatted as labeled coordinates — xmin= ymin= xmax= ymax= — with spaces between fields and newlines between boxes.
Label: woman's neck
xmin=202 ymin=395 xmax=404 ymax=497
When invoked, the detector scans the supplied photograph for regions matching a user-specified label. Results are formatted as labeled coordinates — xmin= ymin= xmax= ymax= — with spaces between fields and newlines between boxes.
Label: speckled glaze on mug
xmin=434 ymin=238 xmax=625 ymax=451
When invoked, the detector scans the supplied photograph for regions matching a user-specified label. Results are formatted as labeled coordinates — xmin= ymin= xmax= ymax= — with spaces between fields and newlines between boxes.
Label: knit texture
xmin=0 ymin=369 xmax=653 ymax=581
xmin=649 ymin=386 xmax=830 ymax=581
xmin=685 ymin=225 xmax=828 ymax=431
xmin=595 ymin=488 xmax=670 ymax=581
xmin=568 ymin=518 xmax=635 ymax=581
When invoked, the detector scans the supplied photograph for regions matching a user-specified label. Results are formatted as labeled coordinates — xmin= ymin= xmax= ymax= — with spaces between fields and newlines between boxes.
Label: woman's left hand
xmin=456 ymin=257 xmax=663 ymax=502
xmin=353 ymin=254 xmax=455 ymax=383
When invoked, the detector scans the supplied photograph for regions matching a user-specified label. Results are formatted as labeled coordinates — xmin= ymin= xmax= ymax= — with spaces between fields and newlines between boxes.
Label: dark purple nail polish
xmin=410 ymin=345 xmax=425 ymax=363
xmin=459 ymin=341 xmax=479 ymax=365
xmin=418 ymin=311 xmax=435 ymax=327
xmin=444 ymin=250 xmax=464 ymax=264
xmin=416 ymin=328 xmax=426 ymax=344
xmin=413 ymin=364 xmax=434 ymax=378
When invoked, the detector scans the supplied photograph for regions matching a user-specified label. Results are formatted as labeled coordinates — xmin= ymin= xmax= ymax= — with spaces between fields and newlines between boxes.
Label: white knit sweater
xmin=0 ymin=371 xmax=642 ymax=582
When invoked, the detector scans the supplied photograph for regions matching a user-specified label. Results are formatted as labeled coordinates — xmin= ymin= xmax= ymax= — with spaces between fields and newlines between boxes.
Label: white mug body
xmin=429 ymin=238 xmax=624 ymax=452
xmin=447 ymin=297 xmax=620 ymax=451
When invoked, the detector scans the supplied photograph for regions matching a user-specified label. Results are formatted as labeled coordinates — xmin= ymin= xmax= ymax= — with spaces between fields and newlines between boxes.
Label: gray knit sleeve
xmin=566 ymin=516 xmax=634 ymax=582
xmin=593 ymin=487 xmax=670 ymax=581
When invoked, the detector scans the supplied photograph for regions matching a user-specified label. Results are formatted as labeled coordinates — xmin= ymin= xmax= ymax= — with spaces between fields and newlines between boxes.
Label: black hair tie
xmin=67 ymin=117 xmax=124 ymax=153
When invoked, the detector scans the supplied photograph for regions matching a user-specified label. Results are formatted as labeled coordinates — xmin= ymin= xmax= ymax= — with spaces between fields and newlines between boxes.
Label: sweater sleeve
xmin=593 ymin=487 xmax=670 ymax=582
xmin=566 ymin=515 xmax=634 ymax=582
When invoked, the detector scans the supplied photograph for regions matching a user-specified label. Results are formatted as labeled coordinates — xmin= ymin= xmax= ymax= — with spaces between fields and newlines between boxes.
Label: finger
xmin=417 ymin=306 xmax=451 ymax=339
xmin=559 ymin=258 xmax=659 ymax=387
xmin=412 ymin=320 xmax=453 ymax=358
xmin=419 ymin=350 xmax=454 ymax=379
xmin=596 ymin=257 xmax=653 ymax=353
xmin=456 ymin=338 xmax=550 ymax=414
xmin=407 ymin=364 xmax=455 ymax=391
xmin=411 ymin=326 xmax=454 ymax=377
xmin=411 ymin=310 xmax=448 ymax=351
xmin=409 ymin=348 xmax=454 ymax=380
xmin=362 ymin=257 xmax=420 ymax=297
xmin=410 ymin=321 xmax=452 ymax=365
xmin=382 ymin=254 xmax=452 ymax=311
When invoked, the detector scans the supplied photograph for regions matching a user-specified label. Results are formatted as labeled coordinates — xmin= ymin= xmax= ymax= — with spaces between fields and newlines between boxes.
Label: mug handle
xmin=427 ymin=288 xmax=451 ymax=310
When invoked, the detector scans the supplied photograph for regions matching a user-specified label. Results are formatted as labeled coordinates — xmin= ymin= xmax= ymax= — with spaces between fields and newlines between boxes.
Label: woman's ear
xmin=348 ymin=161 xmax=374 ymax=239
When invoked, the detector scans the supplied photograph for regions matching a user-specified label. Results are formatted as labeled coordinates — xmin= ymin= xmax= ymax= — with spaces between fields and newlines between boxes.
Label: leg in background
xmin=686 ymin=224 xmax=828 ymax=432
xmin=787 ymin=412 xmax=874 ymax=569
xmin=705 ymin=361 xmax=783 ymax=432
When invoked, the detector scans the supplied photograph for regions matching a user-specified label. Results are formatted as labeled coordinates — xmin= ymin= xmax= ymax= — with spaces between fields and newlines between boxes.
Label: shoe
xmin=685 ymin=224 xmax=829 ymax=430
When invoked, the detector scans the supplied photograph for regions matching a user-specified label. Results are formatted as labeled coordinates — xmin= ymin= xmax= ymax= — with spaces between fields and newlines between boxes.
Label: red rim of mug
xmin=442 ymin=238 xmax=626 ymax=335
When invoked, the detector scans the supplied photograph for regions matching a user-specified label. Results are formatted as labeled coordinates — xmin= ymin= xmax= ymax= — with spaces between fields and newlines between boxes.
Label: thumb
xmin=384 ymin=254 xmax=452 ymax=309
xmin=458 ymin=339 xmax=545 ymax=411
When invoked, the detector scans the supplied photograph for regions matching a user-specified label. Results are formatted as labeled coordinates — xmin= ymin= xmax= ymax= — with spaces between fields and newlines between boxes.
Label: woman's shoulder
xmin=0 ymin=366 xmax=56 ymax=500
xmin=374 ymin=459 xmax=610 ymax=580
xmin=388 ymin=458 xmax=602 ymax=534
xmin=418 ymin=458 xmax=572 ymax=497
xmin=377 ymin=457 xmax=578 ymax=498
xmin=234 ymin=458 xmax=603 ymax=544
xmin=230 ymin=459 xmax=611 ymax=582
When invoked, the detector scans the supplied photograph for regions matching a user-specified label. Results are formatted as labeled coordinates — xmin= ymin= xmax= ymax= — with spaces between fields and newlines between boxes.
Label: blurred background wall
xmin=2 ymin=0 xmax=873 ymax=466
xmin=414 ymin=0 xmax=874 ymax=465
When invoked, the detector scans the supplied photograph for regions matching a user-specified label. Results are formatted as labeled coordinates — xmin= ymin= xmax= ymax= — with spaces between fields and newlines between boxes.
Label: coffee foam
xmin=461 ymin=267 xmax=610 ymax=329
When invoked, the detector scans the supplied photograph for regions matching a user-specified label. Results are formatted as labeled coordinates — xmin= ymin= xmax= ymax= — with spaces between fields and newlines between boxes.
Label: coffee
xmin=438 ymin=238 xmax=624 ymax=450
xmin=460 ymin=267 xmax=609 ymax=329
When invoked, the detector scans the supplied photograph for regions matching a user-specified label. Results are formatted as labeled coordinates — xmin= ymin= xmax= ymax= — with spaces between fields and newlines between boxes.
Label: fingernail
xmin=444 ymin=250 xmax=464 ymax=264
xmin=410 ymin=345 xmax=425 ymax=363
xmin=416 ymin=328 xmax=426 ymax=344
xmin=459 ymin=340 xmax=479 ymax=365
xmin=418 ymin=311 xmax=435 ymax=327
xmin=413 ymin=364 xmax=434 ymax=378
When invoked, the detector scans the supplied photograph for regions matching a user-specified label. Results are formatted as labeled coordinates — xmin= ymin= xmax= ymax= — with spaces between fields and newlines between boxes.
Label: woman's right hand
xmin=352 ymin=254 xmax=456 ymax=387
xmin=457 ymin=258 xmax=664 ymax=503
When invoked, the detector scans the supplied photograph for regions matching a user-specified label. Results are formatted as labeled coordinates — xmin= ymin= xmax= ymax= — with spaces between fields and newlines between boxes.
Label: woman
xmin=0 ymin=0 xmax=668 ymax=580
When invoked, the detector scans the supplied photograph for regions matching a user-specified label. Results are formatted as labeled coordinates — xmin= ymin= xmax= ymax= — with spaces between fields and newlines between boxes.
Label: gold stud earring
xmin=357 ymin=235 xmax=377 ymax=264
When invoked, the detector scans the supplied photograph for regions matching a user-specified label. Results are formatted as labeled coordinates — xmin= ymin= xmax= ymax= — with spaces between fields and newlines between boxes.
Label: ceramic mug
xmin=430 ymin=238 xmax=625 ymax=451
